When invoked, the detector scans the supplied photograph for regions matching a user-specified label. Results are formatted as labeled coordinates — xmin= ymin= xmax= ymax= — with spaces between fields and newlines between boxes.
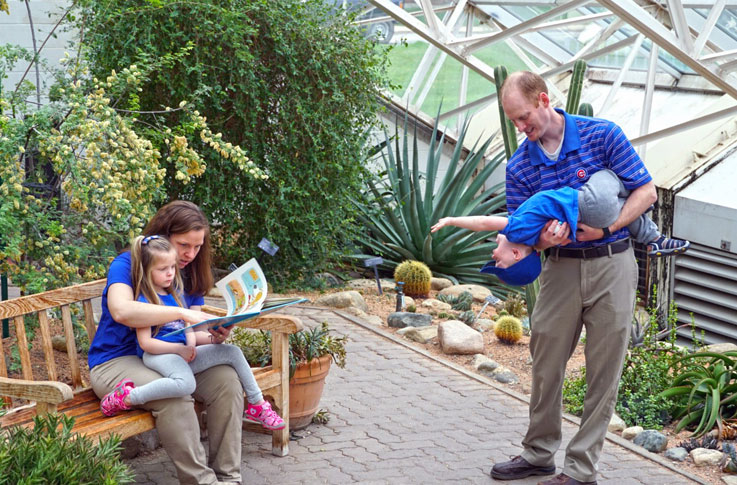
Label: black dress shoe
xmin=490 ymin=455 xmax=556 ymax=480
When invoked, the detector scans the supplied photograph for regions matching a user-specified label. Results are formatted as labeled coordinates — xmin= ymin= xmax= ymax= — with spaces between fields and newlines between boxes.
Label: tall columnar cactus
xmin=578 ymin=103 xmax=594 ymax=117
xmin=566 ymin=60 xmax=588 ymax=114
xmin=394 ymin=260 xmax=432 ymax=298
xmin=494 ymin=315 xmax=524 ymax=344
xmin=494 ymin=65 xmax=518 ymax=161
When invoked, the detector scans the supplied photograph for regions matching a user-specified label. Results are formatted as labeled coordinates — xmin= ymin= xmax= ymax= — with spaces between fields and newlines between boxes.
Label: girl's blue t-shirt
xmin=87 ymin=252 xmax=204 ymax=369
xmin=135 ymin=293 xmax=188 ymax=357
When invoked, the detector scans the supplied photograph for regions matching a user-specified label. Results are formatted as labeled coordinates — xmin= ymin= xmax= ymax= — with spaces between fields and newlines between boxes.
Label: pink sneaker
xmin=244 ymin=401 xmax=285 ymax=430
xmin=100 ymin=378 xmax=135 ymax=417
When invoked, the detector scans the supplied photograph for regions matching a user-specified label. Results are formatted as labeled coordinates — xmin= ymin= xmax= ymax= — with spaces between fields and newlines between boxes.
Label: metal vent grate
xmin=672 ymin=243 xmax=737 ymax=345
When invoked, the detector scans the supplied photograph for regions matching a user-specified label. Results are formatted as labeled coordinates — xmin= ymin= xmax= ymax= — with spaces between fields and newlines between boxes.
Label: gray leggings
xmin=577 ymin=169 xmax=659 ymax=243
xmin=127 ymin=343 xmax=263 ymax=406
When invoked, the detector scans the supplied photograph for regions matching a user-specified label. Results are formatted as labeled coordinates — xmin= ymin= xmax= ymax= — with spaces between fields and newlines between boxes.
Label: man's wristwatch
xmin=602 ymin=226 xmax=611 ymax=238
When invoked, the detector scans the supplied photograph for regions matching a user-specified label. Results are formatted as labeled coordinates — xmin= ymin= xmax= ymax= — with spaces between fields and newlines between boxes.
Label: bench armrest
xmin=0 ymin=377 xmax=73 ymax=404
xmin=201 ymin=305 xmax=304 ymax=334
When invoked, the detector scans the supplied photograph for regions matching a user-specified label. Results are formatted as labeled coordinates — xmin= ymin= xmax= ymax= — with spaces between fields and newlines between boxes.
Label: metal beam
xmin=598 ymin=0 xmax=737 ymax=99
xmin=461 ymin=0 xmax=592 ymax=55
xmin=692 ymin=0 xmax=726 ymax=58
xmin=599 ymin=34 xmax=646 ymax=116
xmin=665 ymin=0 xmax=695 ymax=53
xmin=638 ymin=43 xmax=660 ymax=159
xmin=631 ymin=104 xmax=737 ymax=146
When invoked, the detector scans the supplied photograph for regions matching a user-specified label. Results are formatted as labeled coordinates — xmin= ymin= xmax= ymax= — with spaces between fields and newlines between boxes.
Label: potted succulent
xmin=231 ymin=322 xmax=347 ymax=429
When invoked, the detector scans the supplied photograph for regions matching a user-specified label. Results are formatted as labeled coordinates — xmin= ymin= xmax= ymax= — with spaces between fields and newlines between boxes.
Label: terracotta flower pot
xmin=289 ymin=354 xmax=332 ymax=430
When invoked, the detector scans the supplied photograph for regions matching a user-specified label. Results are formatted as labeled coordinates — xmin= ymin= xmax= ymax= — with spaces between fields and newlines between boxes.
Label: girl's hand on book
xmin=178 ymin=345 xmax=197 ymax=362
xmin=181 ymin=308 xmax=216 ymax=325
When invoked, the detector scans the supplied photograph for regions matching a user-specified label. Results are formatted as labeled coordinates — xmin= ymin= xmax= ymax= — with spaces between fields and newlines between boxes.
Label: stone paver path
xmin=128 ymin=306 xmax=704 ymax=484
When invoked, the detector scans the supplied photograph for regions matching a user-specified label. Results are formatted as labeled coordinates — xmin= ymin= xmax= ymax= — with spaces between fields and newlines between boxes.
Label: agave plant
xmin=351 ymin=113 xmax=514 ymax=293
xmin=660 ymin=351 xmax=737 ymax=437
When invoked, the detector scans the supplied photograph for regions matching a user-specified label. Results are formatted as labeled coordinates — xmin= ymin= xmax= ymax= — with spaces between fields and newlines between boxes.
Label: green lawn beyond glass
xmin=382 ymin=40 xmax=530 ymax=120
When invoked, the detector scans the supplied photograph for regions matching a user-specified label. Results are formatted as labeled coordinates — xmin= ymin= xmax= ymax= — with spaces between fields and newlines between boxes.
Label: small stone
xmin=621 ymin=426 xmax=644 ymax=441
xmin=632 ymin=430 xmax=668 ymax=453
xmin=608 ymin=413 xmax=626 ymax=433
xmin=51 ymin=335 xmax=67 ymax=352
xmin=476 ymin=319 xmax=495 ymax=332
xmin=492 ymin=367 xmax=519 ymax=384
xmin=690 ymin=448 xmax=723 ymax=466
xmin=399 ymin=326 xmax=438 ymax=344
xmin=664 ymin=447 xmax=688 ymax=462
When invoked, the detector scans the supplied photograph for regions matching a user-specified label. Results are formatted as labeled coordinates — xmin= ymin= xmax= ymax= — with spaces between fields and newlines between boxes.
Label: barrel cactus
xmin=394 ymin=260 xmax=432 ymax=297
xmin=494 ymin=315 xmax=523 ymax=344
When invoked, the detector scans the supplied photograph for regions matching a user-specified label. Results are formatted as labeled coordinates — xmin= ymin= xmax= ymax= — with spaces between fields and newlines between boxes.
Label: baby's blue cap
xmin=479 ymin=252 xmax=542 ymax=286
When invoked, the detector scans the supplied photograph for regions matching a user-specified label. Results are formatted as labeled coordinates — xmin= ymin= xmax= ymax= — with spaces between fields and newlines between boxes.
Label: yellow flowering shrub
xmin=0 ymin=55 xmax=264 ymax=293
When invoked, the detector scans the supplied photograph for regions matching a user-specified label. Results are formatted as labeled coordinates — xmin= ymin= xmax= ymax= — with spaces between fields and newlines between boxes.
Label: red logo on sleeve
xmin=576 ymin=168 xmax=587 ymax=179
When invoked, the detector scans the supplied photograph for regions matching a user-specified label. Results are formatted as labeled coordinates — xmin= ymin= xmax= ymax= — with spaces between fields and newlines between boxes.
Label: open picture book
xmin=165 ymin=258 xmax=307 ymax=336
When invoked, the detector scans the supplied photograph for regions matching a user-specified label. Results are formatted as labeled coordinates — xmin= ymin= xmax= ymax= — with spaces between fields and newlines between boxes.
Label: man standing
xmin=490 ymin=71 xmax=657 ymax=485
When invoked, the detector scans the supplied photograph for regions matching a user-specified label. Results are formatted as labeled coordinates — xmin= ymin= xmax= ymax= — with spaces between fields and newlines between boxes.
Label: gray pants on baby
xmin=577 ymin=169 xmax=658 ymax=243
xmin=128 ymin=343 xmax=263 ymax=406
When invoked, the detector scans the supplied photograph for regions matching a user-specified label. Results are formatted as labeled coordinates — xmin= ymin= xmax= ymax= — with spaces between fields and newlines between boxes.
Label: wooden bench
xmin=0 ymin=279 xmax=303 ymax=456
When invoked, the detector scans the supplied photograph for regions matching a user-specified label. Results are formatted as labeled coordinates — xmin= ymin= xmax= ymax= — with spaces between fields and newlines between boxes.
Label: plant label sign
xmin=363 ymin=256 xmax=384 ymax=295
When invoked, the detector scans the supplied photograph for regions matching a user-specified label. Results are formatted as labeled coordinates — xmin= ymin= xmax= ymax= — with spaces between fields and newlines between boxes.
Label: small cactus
xmin=494 ymin=315 xmax=524 ymax=344
xmin=437 ymin=291 xmax=473 ymax=311
xmin=394 ymin=260 xmax=432 ymax=298
xmin=458 ymin=310 xmax=476 ymax=326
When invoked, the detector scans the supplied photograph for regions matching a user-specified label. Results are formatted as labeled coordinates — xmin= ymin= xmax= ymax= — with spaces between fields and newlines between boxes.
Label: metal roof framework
xmin=365 ymin=0 xmax=737 ymax=155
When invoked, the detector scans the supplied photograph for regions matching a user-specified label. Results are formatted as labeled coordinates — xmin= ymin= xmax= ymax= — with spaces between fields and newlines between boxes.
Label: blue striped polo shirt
xmin=505 ymin=108 xmax=652 ymax=249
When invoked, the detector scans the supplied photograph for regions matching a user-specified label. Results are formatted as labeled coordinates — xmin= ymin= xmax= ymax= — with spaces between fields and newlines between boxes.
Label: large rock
xmin=387 ymin=312 xmax=432 ymax=328
xmin=346 ymin=278 xmax=395 ymax=293
xmin=431 ymin=277 xmax=453 ymax=291
xmin=438 ymin=320 xmax=484 ymax=354
xmin=438 ymin=284 xmax=491 ymax=303
xmin=397 ymin=325 xmax=438 ymax=344
xmin=314 ymin=291 xmax=368 ymax=312
xmin=633 ymin=430 xmax=668 ymax=453
xmin=420 ymin=299 xmax=452 ymax=311
xmin=703 ymin=342 xmax=737 ymax=354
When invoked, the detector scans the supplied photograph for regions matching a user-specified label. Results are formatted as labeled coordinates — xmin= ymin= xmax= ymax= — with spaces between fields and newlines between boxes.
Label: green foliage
xmin=394 ymin=260 xmax=432 ymax=297
xmin=563 ymin=297 xmax=688 ymax=429
xmin=352 ymin=113 xmax=511 ymax=292
xmin=494 ymin=315 xmax=523 ymax=344
xmin=660 ymin=350 xmax=737 ymax=437
xmin=231 ymin=321 xmax=347 ymax=378
xmin=405 ymin=304 xmax=417 ymax=313
xmin=0 ymin=46 xmax=261 ymax=293
xmin=312 ymin=408 xmax=330 ymax=425
xmin=0 ymin=413 xmax=133 ymax=484
xmin=74 ymin=0 xmax=391 ymax=287
xmin=437 ymin=291 xmax=473 ymax=311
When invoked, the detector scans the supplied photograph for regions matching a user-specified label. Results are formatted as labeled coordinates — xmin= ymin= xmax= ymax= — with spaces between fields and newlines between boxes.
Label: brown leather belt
xmin=544 ymin=238 xmax=631 ymax=260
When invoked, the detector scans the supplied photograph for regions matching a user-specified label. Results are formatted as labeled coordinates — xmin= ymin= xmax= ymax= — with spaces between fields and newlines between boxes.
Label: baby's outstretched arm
xmin=431 ymin=215 xmax=508 ymax=233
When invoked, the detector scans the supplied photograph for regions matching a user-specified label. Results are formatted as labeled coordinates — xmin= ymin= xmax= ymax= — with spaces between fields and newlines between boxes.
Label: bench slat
xmin=37 ymin=310 xmax=58 ymax=382
xmin=82 ymin=300 xmax=97 ymax=343
xmin=0 ymin=279 xmax=107 ymax=319
xmin=14 ymin=315 xmax=33 ymax=381
xmin=61 ymin=305 xmax=83 ymax=389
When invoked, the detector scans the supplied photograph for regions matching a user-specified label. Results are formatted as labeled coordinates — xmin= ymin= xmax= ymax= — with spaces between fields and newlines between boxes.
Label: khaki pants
xmin=520 ymin=247 xmax=637 ymax=482
xmin=91 ymin=355 xmax=243 ymax=484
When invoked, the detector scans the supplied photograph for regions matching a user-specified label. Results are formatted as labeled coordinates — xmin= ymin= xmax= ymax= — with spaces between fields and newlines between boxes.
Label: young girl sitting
xmin=100 ymin=235 xmax=285 ymax=430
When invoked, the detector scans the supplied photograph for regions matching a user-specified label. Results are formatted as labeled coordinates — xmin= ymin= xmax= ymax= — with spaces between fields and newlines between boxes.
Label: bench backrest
xmin=0 ymin=279 xmax=106 ymax=403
